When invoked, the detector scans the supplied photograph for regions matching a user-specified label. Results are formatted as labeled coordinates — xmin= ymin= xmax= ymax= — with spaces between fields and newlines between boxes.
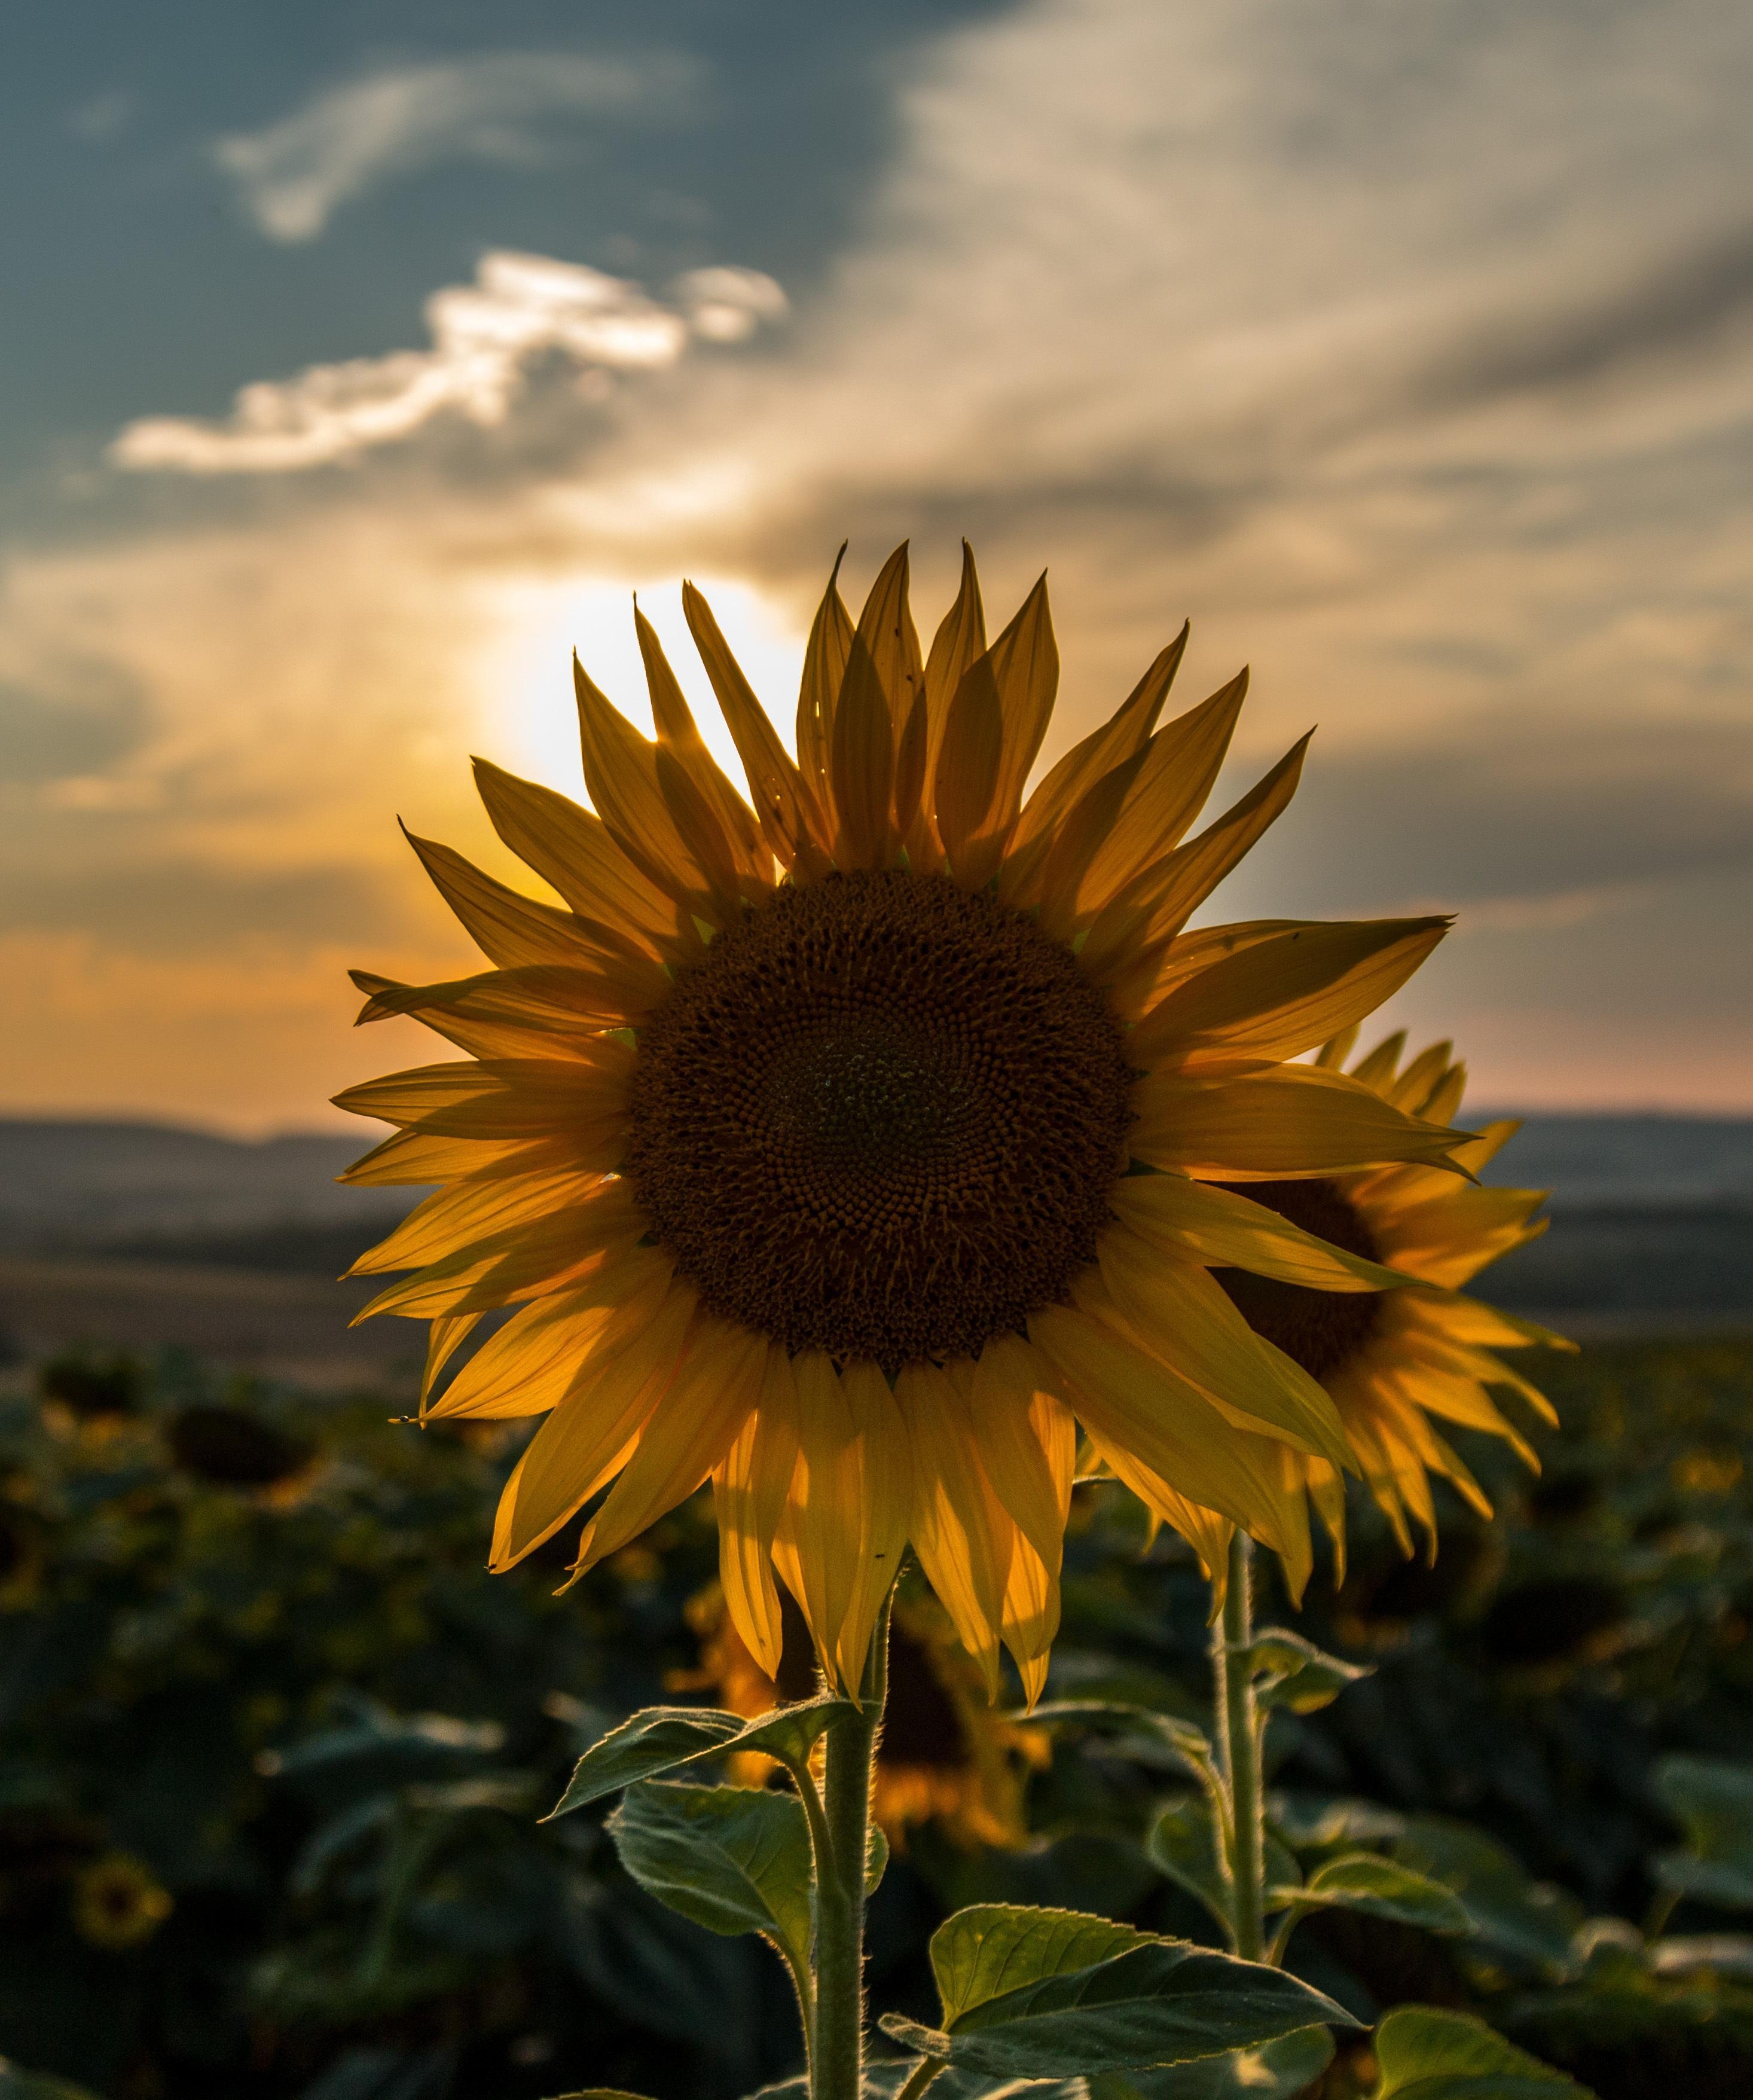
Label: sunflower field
xmin=0 ymin=1330 xmax=1749 ymax=2100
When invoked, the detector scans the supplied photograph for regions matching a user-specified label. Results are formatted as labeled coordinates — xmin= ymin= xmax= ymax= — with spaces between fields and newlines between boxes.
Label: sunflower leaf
xmin=1146 ymin=1794 xmax=1300 ymax=1931
xmin=1088 ymin=2023 xmax=1336 ymax=2099
xmin=1368 ymin=2006 xmax=1596 ymax=2096
xmin=930 ymin=1903 xmax=1152 ymax=2028
xmin=879 ymin=1931 xmax=1356 ymax=2079
xmin=1238 ymin=1631 xmax=1370 ymax=1714
xmin=606 ymin=1781 xmax=814 ymax=1973
xmin=547 ymin=1696 xmax=851 ymax=1818
xmin=1024 ymin=1701 xmax=1218 ymax=1781
xmin=1271 ymin=1854 xmax=1473 ymax=1937
xmin=1652 ymin=1755 xmax=1753 ymax=1911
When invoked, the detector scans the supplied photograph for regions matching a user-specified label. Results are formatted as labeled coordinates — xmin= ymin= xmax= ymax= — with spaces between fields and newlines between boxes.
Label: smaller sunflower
xmin=72 ymin=1853 xmax=173 ymax=1951
xmin=677 ymin=1584 xmax=1045 ymax=1849
xmin=1208 ymin=1030 xmax=1572 ymax=1570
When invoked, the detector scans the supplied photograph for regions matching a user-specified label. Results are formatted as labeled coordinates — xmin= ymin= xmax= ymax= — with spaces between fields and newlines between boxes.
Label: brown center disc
xmin=1209 ymin=1177 xmax=1386 ymax=1381
xmin=624 ymin=869 xmax=1135 ymax=1370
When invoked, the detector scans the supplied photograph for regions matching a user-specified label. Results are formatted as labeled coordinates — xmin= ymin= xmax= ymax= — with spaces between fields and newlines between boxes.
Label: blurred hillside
xmin=0 ymin=1112 xmax=1748 ymax=1376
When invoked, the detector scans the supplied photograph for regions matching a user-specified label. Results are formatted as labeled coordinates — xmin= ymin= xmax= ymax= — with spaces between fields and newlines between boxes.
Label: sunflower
xmin=337 ymin=542 xmax=1470 ymax=1695
xmin=1208 ymin=1028 xmax=1571 ymax=1573
xmin=72 ymin=1854 xmax=174 ymax=1951
xmin=675 ymin=1583 xmax=1046 ymax=1849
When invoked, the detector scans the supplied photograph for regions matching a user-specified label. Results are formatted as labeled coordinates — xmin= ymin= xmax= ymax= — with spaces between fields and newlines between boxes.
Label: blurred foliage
xmin=0 ymin=1333 xmax=1749 ymax=2098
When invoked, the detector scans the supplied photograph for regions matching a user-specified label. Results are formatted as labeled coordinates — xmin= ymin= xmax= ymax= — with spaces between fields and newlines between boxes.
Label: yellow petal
xmin=1066 ymin=670 xmax=1247 ymax=918
xmin=829 ymin=638 xmax=894 ymax=869
xmin=1129 ymin=918 xmax=1449 ymax=1069
xmin=1132 ymin=1063 xmax=1473 ymax=1180
xmin=402 ymin=829 xmax=616 ymax=970
xmin=917 ymin=540 xmax=987 ymax=862
xmin=348 ymin=1162 xmax=604 ymax=1275
xmin=1348 ymin=1030 xmax=1407 ymax=1091
xmin=684 ymin=580 xmax=831 ymax=871
xmin=796 ymin=548 xmax=853 ymax=808
xmin=427 ymin=1247 xmax=674 ymax=1420
xmin=636 ymin=602 xmax=767 ymax=878
xmin=855 ymin=542 xmax=926 ymax=744
xmin=1094 ymin=1241 xmax=1353 ymax=1473
xmin=968 ymin=1336 xmax=1072 ymax=1577
xmin=1386 ymin=1041 xmax=1452 ymax=1115
xmin=354 ymin=959 xmax=666 ymax=1051
xmin=339 ymin=1128 xmax=558 ymax=1186
xmin=1031 ymin=1300 xmax=1308 ymax=1551
xmin=354 ymin=1183 xmax=644 ymax=1320
xmin=573 ymin=652 xmax=715 ymax=911
xmin=1108 ymin=1174 xmax=1416 ymax=1293
xmin=420 ymin=1312 xmax=483 ymax=1415
xmin=935 ymin=577 xmax=1058 ymax=889
xmin=472 ymin=757 xmax=684 ymax=956
xmin=836 ymin=1360 xmax=912 ymax=1689
xmin=1009 ymin=622 xmax=1188 ymax=863
xmin=488 ymin=1281 xmax=695 ymax=1567
xmin=1079 ymin=735 xmax=1309 ymax=987
xmin=333 ymin=1050 xmax=632 ymax=1156
xmin=713 ymin=1349 xmax=802 ymax=1678
xmin=575 ymin=1314 xmax=768 ymax=1573
xmin=895 ymin=1362 xmax=1013 ymax=1696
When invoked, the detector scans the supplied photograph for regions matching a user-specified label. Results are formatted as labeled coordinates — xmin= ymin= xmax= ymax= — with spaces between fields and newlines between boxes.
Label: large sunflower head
xmin=1210 ymin=1027 xmax=1572 ymax=1574
xmin=338 ymin=543 xmax=1473 ymax=1693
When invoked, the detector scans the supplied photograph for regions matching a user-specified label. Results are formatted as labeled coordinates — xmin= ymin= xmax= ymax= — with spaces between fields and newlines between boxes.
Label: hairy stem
xmin=1212 ymin=1530 xmax=1267 ymax=1962
xmin=811 ymin=1604 xmax=891 ymax=2100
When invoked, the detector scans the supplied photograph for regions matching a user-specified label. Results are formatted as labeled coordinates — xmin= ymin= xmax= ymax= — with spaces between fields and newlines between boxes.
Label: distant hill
xmin=0 ymin=1110 xmax=1747 ymax=1327
xmin=0 ymin=1117 xmax=413 ymax=1260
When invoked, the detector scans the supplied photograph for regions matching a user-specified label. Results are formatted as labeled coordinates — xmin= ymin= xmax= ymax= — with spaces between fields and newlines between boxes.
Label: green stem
xmin=894 ymin=2057 xmax=945 ymax=2100
xmin=1212 ymin=1530 xmax=1267 ymax=1962
xmin=811 ymin=1601 xmax=891 ymax=2100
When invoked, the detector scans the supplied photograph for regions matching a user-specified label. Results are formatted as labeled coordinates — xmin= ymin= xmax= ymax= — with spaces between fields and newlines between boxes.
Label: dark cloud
xmin=0 ymin=659 xmax=148 ymax=782
xmin=0 ymin=856 xmax=410 ymax=954
xmin=1231 ymin=712 xmax=1753 ymax=918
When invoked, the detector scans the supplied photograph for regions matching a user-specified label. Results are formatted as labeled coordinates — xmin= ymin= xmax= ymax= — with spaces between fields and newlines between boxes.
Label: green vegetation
xmin=1 ymin=1335 xmax=1751 ymax=2099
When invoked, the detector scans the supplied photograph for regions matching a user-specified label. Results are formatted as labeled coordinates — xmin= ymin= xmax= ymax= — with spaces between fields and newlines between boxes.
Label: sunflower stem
xmin=1212 ymin=1530 xmax=1267 ymax=1963
xmin=811 ymin=1597 xmax=892 ymax=2100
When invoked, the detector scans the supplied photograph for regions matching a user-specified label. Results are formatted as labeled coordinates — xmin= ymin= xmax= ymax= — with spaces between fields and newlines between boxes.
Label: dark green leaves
xmin=1147 ymin=1794 xmax=1299 ymax=1934
xmin=1369 ymin=2006 xmax=1596 ymax=2097
xmin=1391 ymin=1818 xmax=1584 ymax=1973
xmin=1026 ymin=1700 xmax=1219 ymax=1781
xmin=1271 ymin=1854 xmax=1472 ymax=1937
xmin=929 ymin=1903 xmax=1152 ymax=2026
xmin=606 ymin=1782 xmax=814 ymax=1971
xmin=1653 ymin=1754 xmax=1753 ymax=1911
xmin=548 ymin=1696 xmax=850 ymax=1818
xmin=1238 ymin=1631 xmax=1370 ymax=1715
xmin=1091 ymin=2024 xmax=1335 ymax=2099
xmin=878 ymin=1902 xmax=1356 ymax=2078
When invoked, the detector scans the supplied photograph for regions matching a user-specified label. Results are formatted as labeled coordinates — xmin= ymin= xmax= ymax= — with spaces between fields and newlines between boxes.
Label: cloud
xmin=0 ymin=661 xmax=149 ymax=785
xmin=213 ymin=51 xmax=700 ymax=242
xmin=109 ymin=252 xmax=787 ymax=473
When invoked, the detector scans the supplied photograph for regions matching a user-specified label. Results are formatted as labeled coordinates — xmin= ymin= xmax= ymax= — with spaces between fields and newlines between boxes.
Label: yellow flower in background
xmin=337 ymin=542 xmax=1468 ymax=1695
xmin=72 ymin=1854 xmax=173 ymax=1950
xmin=677 ymin=1585 xmax=1045 ymax=1849
xmin=1210 ymin=1028 xmax=1572 ymax=1571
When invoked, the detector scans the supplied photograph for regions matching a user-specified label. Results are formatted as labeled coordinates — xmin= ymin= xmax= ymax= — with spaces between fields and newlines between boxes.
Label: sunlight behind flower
xmin=474 ymin=572 xmax=807 ymax=805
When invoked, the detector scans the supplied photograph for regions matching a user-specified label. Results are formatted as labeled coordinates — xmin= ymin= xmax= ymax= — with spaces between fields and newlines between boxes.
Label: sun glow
xmin=473 ymin=573 xmax=807 ymax=801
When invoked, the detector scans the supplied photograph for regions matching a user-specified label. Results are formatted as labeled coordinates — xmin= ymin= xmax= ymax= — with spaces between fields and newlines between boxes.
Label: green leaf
xmin=1271 ymin=1793 xmax=1407 ymax=1850
xmin=930 ymin=1903 xmax=1153 ymax=2026
xmin=879 ymin=1931 xmax=1358 ymax=2079
xmin=1239 ymin=1631 xmax=1370 ymax=1714
xmin=866 ymin=1818 xmax=890 ymax=1894
xmin=1391 ymin=1818 xmax=1584 ymax=1972
xmin=1274 ymin=1854 xmax=1473 ymax=1936
xmin=1027 ymin=1700 xmax=1217 ymax=1778
xmin=1653 ymin=1755 xmax=1753 ymax=1910
xmin=0 ymin=2070 xmax=104 ymax=2100
xmin=1370 ymin=2006 xmax=1596 ymax=2097
xmin=1147 ymin=1794 xmax=1300 ymax=1932
xmin=606 ymin=1781 xmax=814 ymax=1971
xmin=1091 ymin=2024 xmax=1335 ymax=2098
xmin=1147 ymin=1796 xmax=1233 ymax=1934
xmin=548 ymin=1696 xmax=850 ymax=1817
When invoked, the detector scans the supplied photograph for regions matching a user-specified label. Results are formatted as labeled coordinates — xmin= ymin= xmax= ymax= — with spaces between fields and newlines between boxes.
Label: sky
xmin=2 ymin=0 xmax=1749 ymax=1132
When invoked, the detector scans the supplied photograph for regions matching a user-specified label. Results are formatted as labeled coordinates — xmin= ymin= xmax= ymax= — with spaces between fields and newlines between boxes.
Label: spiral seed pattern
xmin=625 ymin=869 xmax=1135 ymax=1369
xmin=1210 ymin=1177 xmax=1386 ymax=1380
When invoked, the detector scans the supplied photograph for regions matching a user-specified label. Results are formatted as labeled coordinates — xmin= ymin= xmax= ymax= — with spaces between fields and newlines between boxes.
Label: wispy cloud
xmin=109 ymin=252 xmax=786 ymax=472
xmin=213 ymin=50 xmax=700 ymax=242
